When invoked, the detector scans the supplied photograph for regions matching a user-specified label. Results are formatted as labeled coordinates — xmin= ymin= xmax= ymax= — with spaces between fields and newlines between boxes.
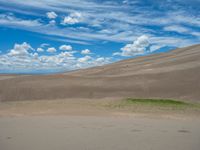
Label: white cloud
xmin=47 ymin=47 xmax=56 ymax=53
xmin=62 ymin=12 xmax=82 ymax=25
xmin=59 ymin=51 xmax=74 ymax=57
xmin=0 ymin=14 xmax=42 ymax=27
xmin=75 ymin=56 xmax=112 ymax=69
xmin=81 ymin=49 xmax=91 ymax=55
xmin=0 ymin=1 xmax=199 ymax=48
xmin=46 ymin=11 xmax=57 ymax=19
xmin=40 ymin=43 xmax=50 ymax=48
xmin=115 ymin=35 xmax=150 ymax=57
xmin=37 ymin=47 xmax=44 ymax=52
xmin=63 ymin=16 xmax=79 ymax=24
xmin=163 ymin=25 xmax=200 ymax=37
xmin=149 ymin=45 xmax=164 ymax=52
xmin=1 ymin=12 xmax=198 ymax=47
xmin=164 ymin=25 xmax=189 ymax=33
xmin=71 ymin=12 xmax=82 ymax=18
xmin=0 ymin=42 xmax=113 ymax=73
xmin=49 ymin=20 xmax=56 ymax=25
xmin=59 ymin=45 xmax=72 ymax=51
xmin=150 ymin=36 xmax=197 ymax=48
xmin=78 ymin=55 xmax=91 ymax=63
xmin=94 ymin=57 xmax=110 ymax=65
xmin=8 ymin=42 xmax=33 ymax=57
xmin=32 ymin=52 xmax=39 ymax=59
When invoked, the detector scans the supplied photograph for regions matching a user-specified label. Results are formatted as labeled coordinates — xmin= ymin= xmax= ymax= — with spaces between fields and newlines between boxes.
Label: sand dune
xmin=0 ymin=44 xmax=200 ymax=102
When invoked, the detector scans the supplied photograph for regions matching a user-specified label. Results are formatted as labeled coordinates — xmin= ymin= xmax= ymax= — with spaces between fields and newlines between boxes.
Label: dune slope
xmin=0 ymin=44 xmax=200 ymax=102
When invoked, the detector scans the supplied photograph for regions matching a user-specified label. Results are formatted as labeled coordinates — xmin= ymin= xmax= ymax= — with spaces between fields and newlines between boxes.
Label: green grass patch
xmin=106 ymin=98 xmax=198 ymax=111
xmin=103 ymin=98 xmax=200 ymax=114
xmin=125 ymin=98 xmax=189 ymax=106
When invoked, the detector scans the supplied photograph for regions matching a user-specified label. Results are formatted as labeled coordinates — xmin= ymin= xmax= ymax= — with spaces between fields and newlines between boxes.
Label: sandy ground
xmin=0 ymin=115 xmax=200 ymax=150
xmin=0 ymin=99 xmax=200 ymax=150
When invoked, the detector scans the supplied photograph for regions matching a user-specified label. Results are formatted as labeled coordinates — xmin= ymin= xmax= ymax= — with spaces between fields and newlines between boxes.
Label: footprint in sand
xmin=178 ymin=130 xmax=190 ymax=133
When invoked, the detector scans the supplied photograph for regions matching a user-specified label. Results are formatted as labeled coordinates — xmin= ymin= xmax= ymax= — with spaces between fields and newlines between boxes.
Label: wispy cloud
xmin=164 ymin=25 xmax=200 ymax=37
xmin=0 ymin=0 xmax=199 ymax=73
xmin=0 ymin=0 xmax=199 ymax=46
xmin=0 ymin=13 xmax=42 ymax=27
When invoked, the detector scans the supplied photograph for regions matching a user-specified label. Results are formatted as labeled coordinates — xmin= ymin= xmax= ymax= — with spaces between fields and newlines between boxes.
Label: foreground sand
xmin=0 ymin=115 xmax=200 ymax=150
xmin=0 ymin=99 xmax=200 ymax=150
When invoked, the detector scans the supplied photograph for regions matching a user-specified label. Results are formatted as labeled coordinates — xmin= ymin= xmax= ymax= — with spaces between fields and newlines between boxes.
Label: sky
xmin=0 ymin=0 xmax=199 ymax=74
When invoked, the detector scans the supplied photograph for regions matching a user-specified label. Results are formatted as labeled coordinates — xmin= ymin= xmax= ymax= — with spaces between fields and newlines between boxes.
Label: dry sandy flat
xmin=0 ymin=115 xmax=200 ymax=150
xmin=0 ymin=99 xmax=200 ymax=150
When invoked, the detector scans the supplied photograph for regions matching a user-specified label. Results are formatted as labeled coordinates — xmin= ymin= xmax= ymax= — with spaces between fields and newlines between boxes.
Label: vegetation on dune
xmin=125 ymin=98 xmax=189 ymax=106
xmin=105 ymin=98 xmax=200 ymax=113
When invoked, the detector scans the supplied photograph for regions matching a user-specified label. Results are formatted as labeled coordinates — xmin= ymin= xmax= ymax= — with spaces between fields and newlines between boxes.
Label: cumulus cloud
xmin=114 ymin=35 xmax=150 ymax=57
xmin=49 ymin=20 xmax=56 ymax=25
xmin=37 ymin=48 xmax=44 ymax=52
xmin=78 ymin=55 xmax=91 ymax=63
xmin=8 ymin=42 xmax=33 ymax=57
xmin=59 ymin=51 xmax=74 ymax=57
xmin=63 ymin=17 xmax=79 ymax=24
xmin=0 ymin=42 xmax=112 ymax=73
xmin=62 ymin=12 xmax=82 ymax=25
xmin=39 ymin=51 xmax=75 ymax=66
xmin=76 ymin=56 xmax=112 ymax=69
xmin=81 ymin=49 xmax=91 ymax=55
xmin=59 ymin=45 xmax=72 ymax=51
xmin=95 ymin=57 xmax=110 ymax=65
xmin=47 ymin=47 xmax=56 ymax=53
xmin=32 ymin=52 xmax=38 ymax=59
xmin=46 ymin=11 xmax=57 ymax=19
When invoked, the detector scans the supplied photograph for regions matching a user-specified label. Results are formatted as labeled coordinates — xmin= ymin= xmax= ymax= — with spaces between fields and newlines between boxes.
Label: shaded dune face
xmin=0 ymin=44 xmax=200 ymax=102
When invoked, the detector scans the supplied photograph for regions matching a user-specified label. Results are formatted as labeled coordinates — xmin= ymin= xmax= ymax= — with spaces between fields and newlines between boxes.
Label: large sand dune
xmin=0 ymin=44 xmax=200 ymax=102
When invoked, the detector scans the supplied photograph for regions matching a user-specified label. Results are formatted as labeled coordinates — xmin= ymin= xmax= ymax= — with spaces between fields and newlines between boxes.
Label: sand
xmin=0 ymin=99 xmax=200 ymax=150
xmin=0 ymin=115 xmax=200 ymax=150
xmin=0 ymin=44 xmax=200 ymax=102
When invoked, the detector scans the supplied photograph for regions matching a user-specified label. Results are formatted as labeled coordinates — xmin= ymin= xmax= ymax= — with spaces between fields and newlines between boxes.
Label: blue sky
xmin=0 ymin=0 xmax=199 ymax=73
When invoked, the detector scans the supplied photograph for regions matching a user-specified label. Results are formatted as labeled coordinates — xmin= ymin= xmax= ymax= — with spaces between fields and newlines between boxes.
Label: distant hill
xmin=0 ymin=44 xmax=200 ymax=102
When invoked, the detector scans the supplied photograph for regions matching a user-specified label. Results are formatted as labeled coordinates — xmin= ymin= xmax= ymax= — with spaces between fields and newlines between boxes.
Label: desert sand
xmin=0 ymin=115 xmax=200 ymax=150
xmin=0 ymin=97 xmax=200 ymax=150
